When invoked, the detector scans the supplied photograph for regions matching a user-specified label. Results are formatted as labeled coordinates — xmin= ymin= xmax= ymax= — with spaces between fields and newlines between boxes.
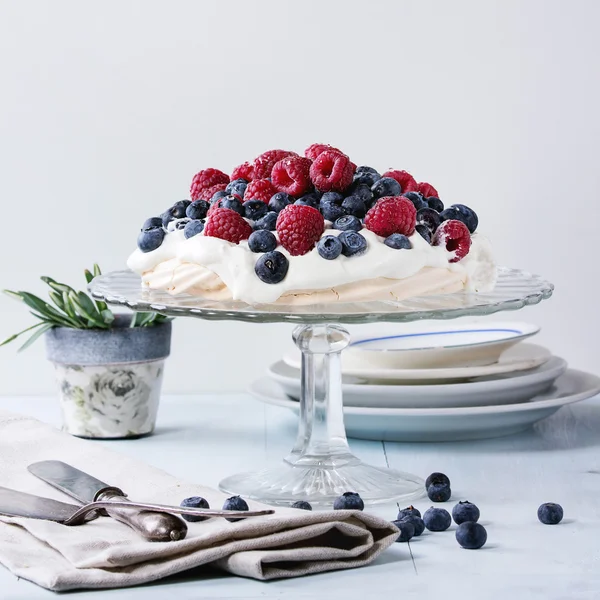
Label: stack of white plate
xmin=251 ymin=321 xmax=600 ymax=442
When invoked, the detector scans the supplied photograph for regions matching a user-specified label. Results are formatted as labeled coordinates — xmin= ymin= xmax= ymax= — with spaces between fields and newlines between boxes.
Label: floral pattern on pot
xmin=54 ymin=360 xmax=164 ymax=438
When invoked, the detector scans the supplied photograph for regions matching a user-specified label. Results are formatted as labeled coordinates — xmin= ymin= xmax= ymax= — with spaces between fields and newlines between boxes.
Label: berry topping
xmin=347 ymin=182 xmax=375 ymax=205
xmin=222 ymin=495 xmax=249 ymax=522
xmin=456 ymin=522 xmax=487 ymax=549
xmin=427 ymin=196 xmax=444 ymax=212
xmin=384 ymin=233 xmax=412 ymax=249
xmin=341 ymin=195 xmax=367 ymax=218
xmin=225 ymin=178 xmax=248 ymax=198
xmin=538 ymin=502 xmax=564 ymax=525
xmin=197 ymin=182 xmax=228 ymax=201
xmin=253 ymin=149 xmax=298 ymax=179
xmin=440 ymin=204 xmax=479 ymax=233
xmin=309 ymin=150 xmax=355 ymax=192
xmin=402 ymin=191 xmax=427 ymax=211
xmin=416 ymin=182 xmax=439 ymax=198
xmin=304 ymin=143 xmax=344 ymax=161
xmin=371 ymin=176 xmax=402 ymax=198
xmin=433 ymin=219 xmax=471 ymax=262
xmin=142 ymin=217 xmax=163 ymax=231
xmin=186 ymin=200 xmax=210 ymax=220
xmin=334 ymin=215 xmax=363 ymax=232
xmin=204 ymin=207 xmax=253 ymax=244
xmin=231 ymin=161 xmax=255 ymax=182
xmin=175 ymin=219 xmax=190 ymax=230
xmin=221 ymin=196 xmax=244 ymax=216
xmin=392 ymin=519 xmax=415 ymax=543
xmin=190 ymin=168 xmax=230 ymax=201
xmin=162 ymin=200 xmax=192 ymax=227
xmin=183 ymin=219 xmax=204 ymax=239
xmin=417 ymin=207 xmax=442 ymax=232
xmin=423 ymin=507 xmax=452 ymax=531
xmin=269 ymin=192 xmax=293 ymax=213
xmin=137 ymin=228 xmax=165 ymax=252
xmin=452 ymin=501 xmax=481 ymax=525
xmin=339 ymin=230 xmax=367 ymax=256
xmin=415 ymin=224 xmax=432 ymax=244
xmin=243 ymin=199 xmax=268 ymax=221
xmin=291 ymin=500 xmax=313 ymax=511
xmin=180 ymin=496 xmax=210 ymax=522
xmin=271 ymin=156 xmax=313 ymax=197
xmin=364 ymin=196 xmax=416 ymax=237
xmin=210 ymin=189 xmax=229 ymax=203
xmin=317 ymin=235 xmax=343 ymax=260
xmin=244 ymin=178 xmax=277 ymax=204
xmin=320 ymin=202 xmax=345 ymax=222
xmin=320 ymin=191 xmax=344 ymax=206
xmin=276 ymin=204 xmax=325 ymax=256
xmin=255 ymin=251 xmax=289 ymax=283
xmin=248 ymin=229 xmax=277 ymax=253
xmin=333 ymin=491 xmax=365 ymax=511
xmin=295 ymin=192 xmax=320 ymax=208
xmin=253 ymin=211 xmax=278 ymax=231
xmin=382 ymin=169 xmax=417 ymax=193
xmin=353 ymin=166 xmax=381 ymax=187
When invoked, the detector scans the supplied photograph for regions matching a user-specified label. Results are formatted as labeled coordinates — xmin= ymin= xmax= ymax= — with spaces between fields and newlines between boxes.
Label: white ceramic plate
xmin=268 ymin=355 xmax=567 ymax=408
xmin=283 ymin=342 xmax=551 ymax=383
xmin=283 ymin=321 xmax=541 ymax=371
xmin=250 ymin=369 xmax=600 ymax=442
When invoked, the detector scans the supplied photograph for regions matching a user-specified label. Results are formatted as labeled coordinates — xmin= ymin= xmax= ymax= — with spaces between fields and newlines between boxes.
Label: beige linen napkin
xmin=0 ymin=410 xmax=399 ymax=591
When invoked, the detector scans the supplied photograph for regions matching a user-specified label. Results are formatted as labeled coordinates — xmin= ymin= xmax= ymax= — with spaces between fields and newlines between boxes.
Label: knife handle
xmin=96 ymin=489 xmax=188 ymax=542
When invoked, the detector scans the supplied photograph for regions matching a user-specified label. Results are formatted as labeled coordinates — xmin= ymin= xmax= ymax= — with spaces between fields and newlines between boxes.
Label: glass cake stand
xmin=90 ymin=268 xmax=553 ymax=507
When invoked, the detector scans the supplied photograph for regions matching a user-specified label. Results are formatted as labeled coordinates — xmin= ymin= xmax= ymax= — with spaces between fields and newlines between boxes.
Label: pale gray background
xmin=0 ymin=0 xmax=598 ymax=395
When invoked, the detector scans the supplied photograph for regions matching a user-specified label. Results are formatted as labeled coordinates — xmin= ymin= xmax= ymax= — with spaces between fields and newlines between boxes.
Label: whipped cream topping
xmin=127 ymin=221 xmax=496 ymax=305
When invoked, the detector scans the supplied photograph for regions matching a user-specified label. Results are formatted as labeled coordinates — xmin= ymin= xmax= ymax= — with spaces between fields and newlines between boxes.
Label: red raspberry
xmin=276 ymin=204 xmax=324 ymax=256
xmin=271 ymin=156 xmax=313 ymax=197
xmin=197 ymin=182 xmax=227 ymax=201
xmin=204 ymin=207 xmax=252 ymax=244
xmin=433 ymin=219 xmax=471 ymax=262
xmin=244 ymin=178 xmax=277 ymax=204
xmin=190 ymin=168 xmax=230 ymax=201
xmin=416 ymin=182 xmax=439 ymax=198
xmin=382 ymin=170 xmax=418 ymax=193
xmin=304 ymin=143 xmax=345 ymax=161
xmin=309 ymin=150 xmax=355 ymax=193
xmin=231 ymin=161 xmax=255 ymax=182
xmin=364 ymin=196 xmax=416 ymax=238
xmin=253 ymin=149 xmax=298 ymax=179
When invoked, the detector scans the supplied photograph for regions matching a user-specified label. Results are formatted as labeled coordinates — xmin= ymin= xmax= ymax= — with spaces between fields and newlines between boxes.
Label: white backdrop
xmin=1 ymin=0 xmax=599 ymax=395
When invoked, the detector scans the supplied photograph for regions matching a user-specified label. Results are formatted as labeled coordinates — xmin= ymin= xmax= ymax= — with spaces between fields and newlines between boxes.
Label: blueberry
xmin=226 ymin=178 xmax=248 ymax=198
xmin=353 ymin=166 xmax=381 ymax=187
xmin=347 ymin=182 xmax=375 ymax=205
xmin=456 ymin=521 xmax=487 ymax=549
xmin=320 ymin=191 xmax=344 ymax=206
xmin=415 ymin=224 xmax=432 ymax=244
xmin=211 ymin=190 xmax=229 ymax=203
xmin=339 ymin=231 xmax=367 ymax=256
xmin=427 ymin=196 xmax=444 ymax=212
xmin=255 ymin=251 xmax=289 ymax=283
xmin=221 ymin=196 xmax=244 ymax=216
xmin=397 ymin=505 xmax=421 ymax=519
xmin=183 ymin=219 xmax=204 ymax=239
xmin=425 ymin=472 xmax=451 ymax=489
xmin=180 ymin=496 xmax=210 ymax=522
xmin=417 ymin=208 xmax=442 ymax=233
xmin=222 ymin=495 xmax=249 ymax=522
xmin=334 ymin=215 xmax=362 ymax=232
xmin=400 ymin=514 xmax=425 ymax=537
xmin=320 ymin=202 xmax=345 ymax=222
xmin=269 ymin=192 xmax=293 ymax=213
xmin=296 ymin=193 xmax=320 ymax=208
xmin=392 ymin=519 xmax=415 ymax=542
xmin=403 ymin=191 xmax=427 ymax=211
xmin=537 ymin=502 xmax=564 ymax=525
xmin=427 ymin=482 xmax=451 ymax=502
xmin=141 ymin=217 xmax=163 ymax=231
xmin=161 ymin=200 xmax=191 ymax=226
xmin=423 ymin=507 xmax=452 ymax=532
xmin=186 ymin=199 xmax=210 ymax=220
xmin=440 ymin=204 xmax=478 ymax=233
xmin=371 ymin=177 xmax=402 ymax=198
xmin=291 ymin=500 xmax=313 ymax=511
xmin=243 ymin=199 xmax=268 ymax=221
xmin=137 ymin=228 xmax=165 ymax=252
xmin=333 ymin=491 xmax=365 ymax=511
xmin=341 ymin=195 xmax=367 ymax=218
xmin=452 ymin=501 xmax=480 ymax=525
xmin=175 ymin=218 xmax=190 ymax=230
xmin=248 ymin=230 xmax=277 ymax=253
xmin=254 ymin=211 xmax=278 ymax=231
xmin=384 ymin=233 xmax=411 ymax=250
xmin=317 ymin=235 xmax=343 ymax=260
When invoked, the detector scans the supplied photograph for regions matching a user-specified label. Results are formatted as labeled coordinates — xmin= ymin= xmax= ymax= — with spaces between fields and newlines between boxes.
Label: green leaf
xmin=0 ymin=322 xmax=45 ymax=347
xmin=68 ymin=292 xmax=107 ymax=328
xmin=40 ymin=277 xmax=76 ymax=296
xmin=84 ymin=270 xmax=94 ymax=284
xmin=101 ymin=309 xmax=115 ymax=325
xmin=93 ymin=264 xmax=102 ymax=277
xmin=18 ymin=323 xmax=53 ymax=352
xmin=3 ymin=290 xmax=24 ymax=301
xmin=61 ymin=292 xmax=81 ymax=323
xmin=48 ymin=290 xmax=66 ymax=312
xmin=17 ymin=292 xmax=79 ymax=328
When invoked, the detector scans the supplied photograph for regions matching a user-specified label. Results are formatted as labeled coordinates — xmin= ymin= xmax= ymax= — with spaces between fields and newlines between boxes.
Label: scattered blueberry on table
xmin=333 ymin=491 xmax=365 ymax=511
xmin=399 ymin=514 xmax=425 ymax=537
xmin=290 ymin=500 xmax=313 ymax=511
xmin=392 ymin=518 xmax=415 ymax=542
xmin=423 ymin=507 xmax=452 ymax=531
xmin=222 ymin=495 xmax=249 ymax=522
xmin=456 ymin=521 xmax=488 ymax=549
xmin=425 ymin=472 xmax=451 ymax=489
xmin=397 ymin=505 xmax=421 ymax=519
xmin=180 ymin=496 xmax=210 ymax=522
xmin=427 ymin=481 xmax=452 ymax=502
xmin=537 ymin=502 xmax=564 ymax=525
xmin=452 ymin=501 xmax=480 ymax=525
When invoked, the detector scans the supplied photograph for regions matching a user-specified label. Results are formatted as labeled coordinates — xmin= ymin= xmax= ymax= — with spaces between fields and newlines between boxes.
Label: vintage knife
xmin=28 ymin=460 xmax=189 ymax=542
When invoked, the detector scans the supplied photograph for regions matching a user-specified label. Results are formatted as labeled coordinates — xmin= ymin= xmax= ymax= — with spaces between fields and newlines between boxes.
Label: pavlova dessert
xmin=127 ymin=144 xmax=496 ymax=305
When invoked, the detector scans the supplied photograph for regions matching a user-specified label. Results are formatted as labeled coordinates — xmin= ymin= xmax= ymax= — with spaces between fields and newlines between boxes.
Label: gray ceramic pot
xmin=45 ymin=315 xmax=171 ymax=439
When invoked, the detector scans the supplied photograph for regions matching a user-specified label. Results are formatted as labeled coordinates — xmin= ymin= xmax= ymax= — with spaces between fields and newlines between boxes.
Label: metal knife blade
xmin=28 ymin=460 xmax=188 ymax=542
xmin=0 ymin=485 xmax=99 ymax=523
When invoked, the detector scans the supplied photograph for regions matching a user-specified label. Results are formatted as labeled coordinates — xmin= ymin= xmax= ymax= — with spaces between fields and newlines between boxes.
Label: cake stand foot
xmin=219 ymin=324 xmax=424 ymax=508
